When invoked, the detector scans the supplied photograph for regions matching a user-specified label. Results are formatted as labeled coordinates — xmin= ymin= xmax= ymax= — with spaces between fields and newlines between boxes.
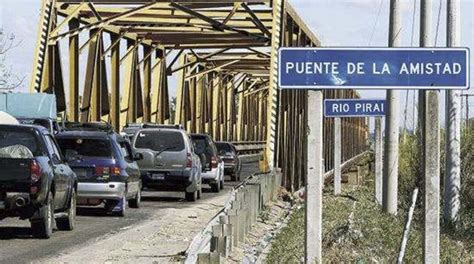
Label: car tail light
xmin=186 ymin=153 xmax=193 ymax=168
xmin=30 ymin=160 xmax=41 ymax=183
xmin=211 ymin=156 xmax=218 ymax=168
xmin=30 ymin=186 xmax=38 ymax=194
xmin=95 ymin=166 xmax=121 ymax=176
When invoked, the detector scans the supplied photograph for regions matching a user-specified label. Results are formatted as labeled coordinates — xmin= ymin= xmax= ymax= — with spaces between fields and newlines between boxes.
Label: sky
xmin=0 ymin=0 xmax=473 ymax=130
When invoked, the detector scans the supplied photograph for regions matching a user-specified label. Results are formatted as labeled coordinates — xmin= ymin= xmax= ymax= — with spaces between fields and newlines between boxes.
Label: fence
xmin=185 ymin=171 xmax=282 ymax=264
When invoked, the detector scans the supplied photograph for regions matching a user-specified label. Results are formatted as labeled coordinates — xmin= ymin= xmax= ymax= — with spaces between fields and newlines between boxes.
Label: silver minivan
xmin=131 ymin=128 xmax=202 ymax=201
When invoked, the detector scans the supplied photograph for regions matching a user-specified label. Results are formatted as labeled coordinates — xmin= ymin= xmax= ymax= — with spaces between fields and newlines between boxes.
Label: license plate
xmin=75 ymin=169 xmax=88 ymax=178
xmin=152 ymin=173 xmax=165 ymax=180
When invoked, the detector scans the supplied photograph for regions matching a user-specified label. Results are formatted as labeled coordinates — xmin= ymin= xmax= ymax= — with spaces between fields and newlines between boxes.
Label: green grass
xmin=266 ymin=186 xmax=473 ymax=263
xmin=266 ymin=127 xmax=474 ymax=263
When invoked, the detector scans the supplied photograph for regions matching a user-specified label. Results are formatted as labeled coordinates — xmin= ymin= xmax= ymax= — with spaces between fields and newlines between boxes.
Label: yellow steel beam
xmin=68 ymin=18 xmax=80 ymax=121
xmin=241 ymin=3 xmax=272 ymax=37
xmin=80 ymin=30 xmax=100 ymax=122
xmin=110 ymin=33 xmax=121 ymax=132
xmin=143 ymin=45 xmax=152 ymax=122
xmin=51 ymin=2 xmax=160 ymax=41
xmin=263 ymin=0 xmax=283 ymax=171
xmin=185 ymin=60 xmax=240 ymax=80
xmin=30 ymin=0 xmax=55 ymax=92
xmin=50 ymin=3 xmax=86 ymax=37
xmin=174 ymin=55 xmax=186 ymax=125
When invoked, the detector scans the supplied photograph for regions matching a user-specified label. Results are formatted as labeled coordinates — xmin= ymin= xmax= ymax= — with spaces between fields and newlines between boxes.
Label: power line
xmin=368 ymin=0 xmax=384 ymax=46
xmin=434 ymin=0 xmax=443 ymax=45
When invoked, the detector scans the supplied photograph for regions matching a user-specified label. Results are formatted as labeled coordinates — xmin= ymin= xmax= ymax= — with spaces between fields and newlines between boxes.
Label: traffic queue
xmin=0 ymin=118 xmax=242 ymax=239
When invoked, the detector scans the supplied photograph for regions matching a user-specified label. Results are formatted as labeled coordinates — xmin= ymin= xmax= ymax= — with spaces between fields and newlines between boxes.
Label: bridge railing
xmin=230 ymin=141 xmax=265 ymax=163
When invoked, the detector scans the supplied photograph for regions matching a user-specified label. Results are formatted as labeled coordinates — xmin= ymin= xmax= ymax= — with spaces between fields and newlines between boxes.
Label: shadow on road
xmin=0 ymin=227 xmax=34 ymax=240
xmin=141 ymin=196 xmax=183 ymax=202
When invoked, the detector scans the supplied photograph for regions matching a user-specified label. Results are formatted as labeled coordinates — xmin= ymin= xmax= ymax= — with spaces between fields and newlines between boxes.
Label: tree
xmin=0 ymin=29 xmax=24 ymax=90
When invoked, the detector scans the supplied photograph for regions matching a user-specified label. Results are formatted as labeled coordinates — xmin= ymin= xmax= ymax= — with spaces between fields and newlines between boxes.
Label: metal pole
xmin=420 ymin=0 xmax=440 ymax=262
xmin=466 ymin=95 xmax=470 ymax=127
xmin=444 ymin=0 xmax=461 ymax=226
xmin=334 ymin=117 xmax=341 ymax=195
xmin=397 ymin=188 xmax=419 ymax=264
xmin=383 ymin=0 xmax=402 ymax=215
xmin=464 ymin=95 xmax=468 ymax=128
xmin=375 ymin=117 xmax=383 ymax=205
xmin=305 ymin=90 xmax=323 ymax=263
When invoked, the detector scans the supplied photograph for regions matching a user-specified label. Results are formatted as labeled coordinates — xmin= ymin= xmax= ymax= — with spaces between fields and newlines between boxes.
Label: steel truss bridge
xmin=30 ymin=0 xmax=368 ymax=192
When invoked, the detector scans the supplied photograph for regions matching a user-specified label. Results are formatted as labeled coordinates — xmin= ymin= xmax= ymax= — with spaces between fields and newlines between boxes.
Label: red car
xmin=215 ymin=142 xmax=241 ymax=181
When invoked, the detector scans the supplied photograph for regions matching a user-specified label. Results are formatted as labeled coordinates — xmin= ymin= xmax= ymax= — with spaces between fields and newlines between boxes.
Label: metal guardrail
xmin=184 ymin=170 xmax=281 ymax=264
xmin=230 ymin=141 xmax=265 ymax=155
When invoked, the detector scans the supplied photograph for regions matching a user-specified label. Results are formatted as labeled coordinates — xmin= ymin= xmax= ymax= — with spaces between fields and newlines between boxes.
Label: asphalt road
xmin=0 ymin=163 xmax=258 ymax=264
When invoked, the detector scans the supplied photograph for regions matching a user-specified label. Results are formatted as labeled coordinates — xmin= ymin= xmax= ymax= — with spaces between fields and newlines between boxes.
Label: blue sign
xmin=324 ymin=99 xmax=386 ymax=117
xmin=278 ymin=47 xmax=470 ymax=89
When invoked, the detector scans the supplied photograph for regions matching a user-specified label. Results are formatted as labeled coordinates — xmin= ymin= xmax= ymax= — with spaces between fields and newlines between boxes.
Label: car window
xmin=46 ymin=135 xmax=63 ymax=160
xmin=0 ymin=129 xmax=41 ymax=158
xmin=216 ymin=143 xmax=234 ymax=155
xmin=56 ymin=138 xmax=113 ymax=158
xmin=119 ymin=141 xmax=133 ymax=161
xmin=191 ymin=136 xmax=215 ymax=156
xmin=135 ymin=130 xmax=185 ymax=152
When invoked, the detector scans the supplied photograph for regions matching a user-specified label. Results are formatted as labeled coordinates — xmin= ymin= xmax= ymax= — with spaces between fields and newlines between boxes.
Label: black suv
xmin=0 ymin=124 xmax=77 ymax=238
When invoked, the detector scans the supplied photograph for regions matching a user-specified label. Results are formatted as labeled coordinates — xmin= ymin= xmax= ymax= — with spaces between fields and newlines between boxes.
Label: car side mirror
xmin=133 ymin=153 xmax=144 ymax=161
xmin=52 ymin=153 xmax=62 ymax=163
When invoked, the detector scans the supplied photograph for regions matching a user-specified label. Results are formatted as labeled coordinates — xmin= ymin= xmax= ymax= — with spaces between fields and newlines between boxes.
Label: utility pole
xmin=334 ymin=117 xmax=341 ymax=195
xmin=375 ymin=117 xmax=383 ymax=205
xmin=383 ymin=0 xmax=402 ymax=215
xmin=444 ymin=0 xmax=461 ymax=226
xmin=420 ymin=0 xmax=440 ymax=262
xmin=305 ymin=90 xmax=323 ymax=263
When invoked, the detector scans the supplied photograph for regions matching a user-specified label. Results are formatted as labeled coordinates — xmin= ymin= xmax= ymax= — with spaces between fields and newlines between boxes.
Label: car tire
xmin=185 ymin=190 xmax=197 ymax=202
xmin=31 ymin=191 xmax=54 ymax=239
xmin=197 ymin=188 xmax=202 ymax=200
xmin=211 ymin=182 xmax=220 ymax=193
xmin=128 ymin=190 xmax=141 ymax=209
xmin=56 ymin=189 xmax=76 ymax=231
xmin=116 ymin=195 xmax=127 ymax=217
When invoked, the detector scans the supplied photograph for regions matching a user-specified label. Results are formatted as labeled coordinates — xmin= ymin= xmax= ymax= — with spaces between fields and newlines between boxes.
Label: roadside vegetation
xmin=266 ymin=124 xmax=474 ymax=263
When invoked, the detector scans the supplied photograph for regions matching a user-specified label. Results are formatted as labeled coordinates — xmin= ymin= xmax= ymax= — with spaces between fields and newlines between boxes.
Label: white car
xmin=190 ymin=134 xmax=224 ymax=192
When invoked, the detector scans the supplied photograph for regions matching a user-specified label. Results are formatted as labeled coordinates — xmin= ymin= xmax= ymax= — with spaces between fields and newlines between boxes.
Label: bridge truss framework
xmin=31 ymin=0 xmax=368 ymax=191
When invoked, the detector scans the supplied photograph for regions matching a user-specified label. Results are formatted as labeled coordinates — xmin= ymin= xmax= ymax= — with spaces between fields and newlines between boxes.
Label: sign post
xmin=324 ymin=99 xmax=386 ymax=197
xmin=305 ymin=90 xmax=324 ymax=263
xmin=278 ymin=46 xmax=469 ymax=263
xmin=375 ymin=117 xmax=383 ymax=205
xmin=334 ymin=117 xmax=341 ymax=195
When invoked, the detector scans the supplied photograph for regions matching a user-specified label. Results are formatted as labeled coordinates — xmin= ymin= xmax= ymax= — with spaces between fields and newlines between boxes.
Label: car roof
xmin=215 ymin=141 xmax=233 ymax=146
xmin=56 ymin=130 xmax=113 ymax=139
xmin=138 ymin=127 xmax=185 ymax=133
xmin=0 ymin=123 xmax=49 ymax=133
xmin=190 ymin=133 xmax=211 ymax=138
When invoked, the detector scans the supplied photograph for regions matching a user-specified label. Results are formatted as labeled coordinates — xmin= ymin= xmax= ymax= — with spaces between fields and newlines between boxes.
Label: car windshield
xmin=134 ymin=130 xmax=185 ymax=152
xmin=18 ymin=118 xmax=52 ymax=131
xmin=56 ymin=138 xmax=113 ymax=158
xmin=216 ymin=143 xmax=234 ymax=155
xmin=191 ymin=136 xmax=215 ymax=157
xmin=0 ymin=128 xmax=40 ymax=158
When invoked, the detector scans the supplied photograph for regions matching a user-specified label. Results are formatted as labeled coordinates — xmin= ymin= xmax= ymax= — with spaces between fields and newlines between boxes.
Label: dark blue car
xmin=55 ymin=129 xmax=142 ymax=216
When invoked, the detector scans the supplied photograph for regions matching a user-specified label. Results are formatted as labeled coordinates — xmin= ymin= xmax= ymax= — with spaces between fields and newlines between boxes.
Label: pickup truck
xmin=0 ymin=124 xmax=77 ymax=238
